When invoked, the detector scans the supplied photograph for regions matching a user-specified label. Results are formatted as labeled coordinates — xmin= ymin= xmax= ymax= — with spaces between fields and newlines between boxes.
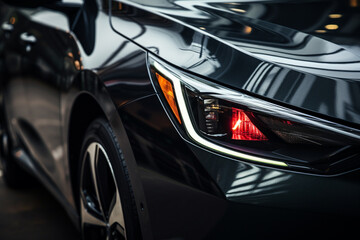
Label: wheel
xmin=0 ymin=129 xmax=34 ymax=188
xmin=78 ymin=118 xmax=140 ymax=240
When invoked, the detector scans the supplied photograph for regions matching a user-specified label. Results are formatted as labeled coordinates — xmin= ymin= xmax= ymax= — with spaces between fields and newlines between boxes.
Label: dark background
xmin=0 ymin=170 xmax=80 ymax=240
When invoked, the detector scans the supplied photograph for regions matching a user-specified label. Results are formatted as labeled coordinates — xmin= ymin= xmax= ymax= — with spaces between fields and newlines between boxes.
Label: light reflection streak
xmin=243 ymin=58 xmax=360 ymax=123
xmin=226 ymin=165 xmax=291 ymax=199
xmin=118 ymin=0 xmax=360 ymax=79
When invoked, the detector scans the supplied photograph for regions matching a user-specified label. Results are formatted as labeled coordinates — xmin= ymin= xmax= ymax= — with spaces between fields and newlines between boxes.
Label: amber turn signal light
xmin=156 ymin=72 xmax=182 ymax=123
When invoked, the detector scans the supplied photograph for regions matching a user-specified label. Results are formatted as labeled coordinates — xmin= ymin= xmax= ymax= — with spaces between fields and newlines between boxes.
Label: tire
xmin=0 ymin=130 xmax=34 ymax=188
xmin=78 ymin=118 xmax=140 ymax=240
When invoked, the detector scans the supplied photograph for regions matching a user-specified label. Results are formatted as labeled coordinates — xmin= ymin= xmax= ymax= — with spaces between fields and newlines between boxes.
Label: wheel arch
xmin=67 ymin=92 xmax=106 ymax=212
xmin=64 ymin=71 xmax=152 ymax=239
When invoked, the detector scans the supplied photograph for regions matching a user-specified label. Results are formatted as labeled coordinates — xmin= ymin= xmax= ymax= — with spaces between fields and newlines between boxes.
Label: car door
xmin=8 ymin=7 xmax=74 ymax=190
xmin=0 ymin=8 xmax=33 ymax=154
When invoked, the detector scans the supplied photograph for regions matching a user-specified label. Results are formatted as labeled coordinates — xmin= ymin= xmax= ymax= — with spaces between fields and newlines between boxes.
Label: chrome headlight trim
xmin=151 ymin=58 xmax=288 ymax=167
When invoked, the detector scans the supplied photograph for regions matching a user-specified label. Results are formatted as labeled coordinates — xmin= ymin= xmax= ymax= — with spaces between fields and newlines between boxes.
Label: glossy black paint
xmin=110 ymin=0 xmax=360 ymax=126
xmin=0 ymin=0 xmax=359 ymax=239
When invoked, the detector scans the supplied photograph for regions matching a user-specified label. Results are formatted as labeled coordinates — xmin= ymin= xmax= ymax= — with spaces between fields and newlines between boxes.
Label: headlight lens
xmin=150 ymin=55 xmax=360 ymax=174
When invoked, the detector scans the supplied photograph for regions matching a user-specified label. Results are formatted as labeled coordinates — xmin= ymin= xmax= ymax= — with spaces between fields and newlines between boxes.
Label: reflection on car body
xmin=0 ymin=0 xmax=359 ymax=239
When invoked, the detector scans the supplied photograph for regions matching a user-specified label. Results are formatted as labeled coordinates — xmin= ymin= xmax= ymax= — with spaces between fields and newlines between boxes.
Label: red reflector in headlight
xmin=232 ymin=108 xmax=268 ymax=141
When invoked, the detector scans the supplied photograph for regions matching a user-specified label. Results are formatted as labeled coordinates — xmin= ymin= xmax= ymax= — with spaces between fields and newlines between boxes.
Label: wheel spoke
xmin=109 ymin=189 xmax=125 ymax=230
xmin=81 ymin=141 xmax=127 ymax=240
xmin=87 ymin=143 xmax=107 ymax=220
xmin=81 ymin=198 xmax=107 ymax=227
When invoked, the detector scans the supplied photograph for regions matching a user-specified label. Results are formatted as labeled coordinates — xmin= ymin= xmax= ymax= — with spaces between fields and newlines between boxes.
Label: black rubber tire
xmin=78 ymin=118 xmax=141 ymax=240
xmin=0 ymin=131 xmax=34 ymax=189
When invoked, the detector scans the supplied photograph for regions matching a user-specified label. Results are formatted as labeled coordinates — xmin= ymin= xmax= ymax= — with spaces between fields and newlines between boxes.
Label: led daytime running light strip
xmin=153 ymin=60 xmax=288 ymax=167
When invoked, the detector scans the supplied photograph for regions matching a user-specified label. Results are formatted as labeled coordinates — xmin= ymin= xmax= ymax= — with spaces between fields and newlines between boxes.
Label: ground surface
xmin=0 ymin=170 xmax=80 ymax=240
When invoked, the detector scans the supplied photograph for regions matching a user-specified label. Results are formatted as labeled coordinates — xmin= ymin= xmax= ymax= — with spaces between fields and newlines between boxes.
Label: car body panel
xmin=120 ymin=92 xmax=360 ymax=238
xmin=0 ymin=3 xmax=155 ymax=236
xmin=110 ymin=0 xmax=360 ymax=126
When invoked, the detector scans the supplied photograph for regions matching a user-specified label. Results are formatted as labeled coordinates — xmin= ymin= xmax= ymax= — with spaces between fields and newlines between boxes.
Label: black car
xmin=0 ymin=0 xmax=359 ymax=239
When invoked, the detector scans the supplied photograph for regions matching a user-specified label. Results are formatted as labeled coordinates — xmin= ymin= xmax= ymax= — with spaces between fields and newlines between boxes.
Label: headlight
xmin=148 ymin=55 xmax=360 ymax=174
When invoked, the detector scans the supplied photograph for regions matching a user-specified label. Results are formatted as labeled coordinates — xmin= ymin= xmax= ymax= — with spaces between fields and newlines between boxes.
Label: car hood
xmin=132 ymin=0 xmax=360 ymax=79
xmin=114 ymin=0 xmax=360 ymax=126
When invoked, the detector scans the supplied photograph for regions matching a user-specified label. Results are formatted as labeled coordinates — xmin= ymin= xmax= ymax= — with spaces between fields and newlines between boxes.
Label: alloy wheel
xmin=80 ymin=142 xmax=126 ymax=240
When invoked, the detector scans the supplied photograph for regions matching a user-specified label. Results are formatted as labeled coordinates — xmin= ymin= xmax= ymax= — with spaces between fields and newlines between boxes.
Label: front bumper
xmin=120 ymin=94 xmax=360 ymax=239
